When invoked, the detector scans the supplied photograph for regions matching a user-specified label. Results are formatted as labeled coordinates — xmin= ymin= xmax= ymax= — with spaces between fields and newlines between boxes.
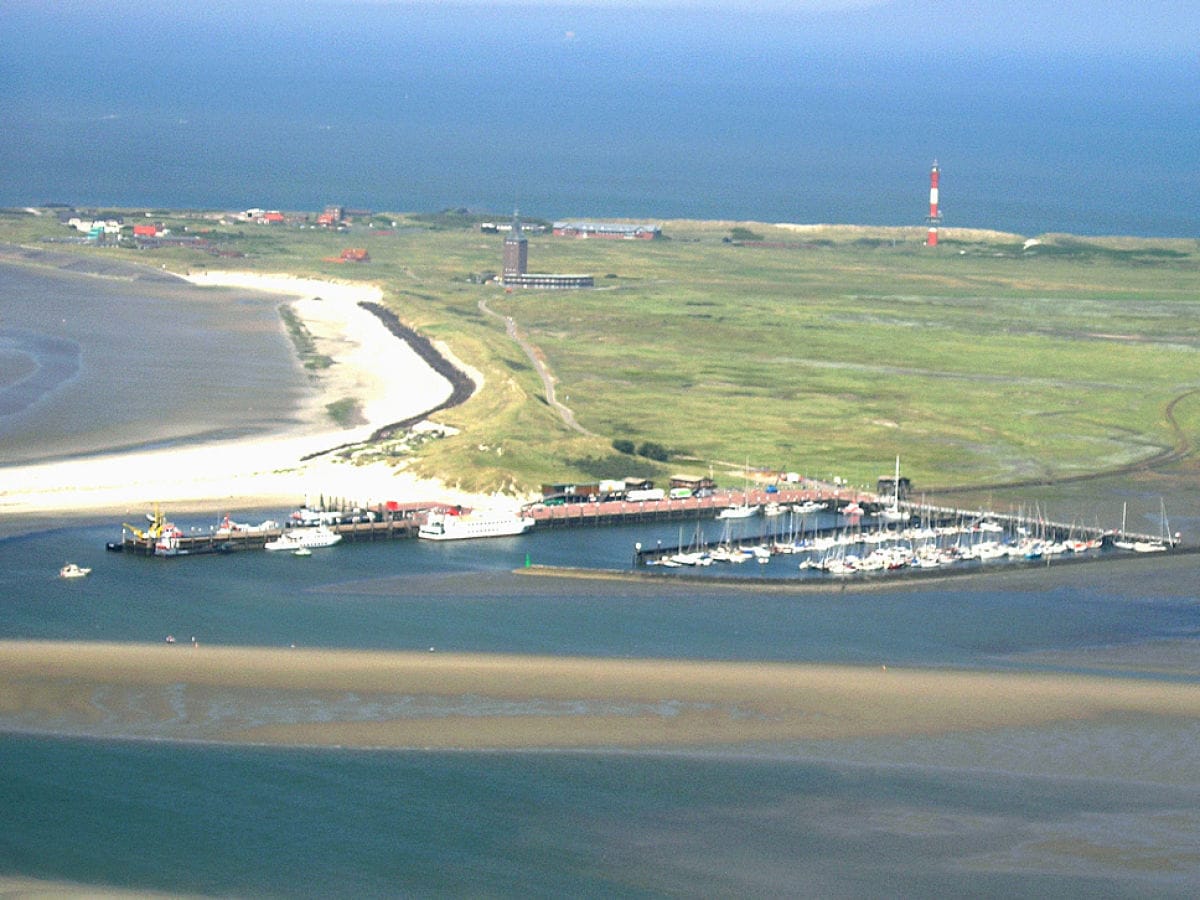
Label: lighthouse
xmin=926 ymin=161 xmax=941 ymax=247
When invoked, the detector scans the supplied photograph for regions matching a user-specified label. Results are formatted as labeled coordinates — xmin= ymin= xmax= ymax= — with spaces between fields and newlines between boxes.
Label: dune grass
xmin=4 ymin=209 xmax=1200 ymax=494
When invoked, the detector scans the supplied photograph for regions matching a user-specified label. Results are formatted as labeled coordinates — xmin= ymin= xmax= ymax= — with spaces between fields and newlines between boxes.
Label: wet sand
xmin=2 ymin=641 xmax=1197 ymax=751
xmin=0 ymin=270 xmax=492 ymax=528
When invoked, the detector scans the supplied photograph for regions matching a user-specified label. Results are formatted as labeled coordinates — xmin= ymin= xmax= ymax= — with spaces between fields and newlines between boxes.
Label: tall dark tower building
xmin=502 ymin=212 xmax=528 ymax=281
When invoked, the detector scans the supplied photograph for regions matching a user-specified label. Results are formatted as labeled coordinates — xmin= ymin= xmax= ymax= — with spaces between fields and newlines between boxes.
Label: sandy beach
xmin=3 ymin=640 xmax=1198 ymax=752
xmin=0 ymin=271 xmax=490 ymax=525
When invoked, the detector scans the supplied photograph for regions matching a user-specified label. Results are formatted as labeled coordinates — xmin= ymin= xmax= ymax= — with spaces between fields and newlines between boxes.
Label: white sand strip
xmin=0 ymin=271 xmax=485 ymax=520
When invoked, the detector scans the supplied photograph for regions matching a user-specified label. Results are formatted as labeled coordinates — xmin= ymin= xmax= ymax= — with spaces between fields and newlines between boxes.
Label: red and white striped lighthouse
xmin=926 ymin=160 xmax=941 ymax=247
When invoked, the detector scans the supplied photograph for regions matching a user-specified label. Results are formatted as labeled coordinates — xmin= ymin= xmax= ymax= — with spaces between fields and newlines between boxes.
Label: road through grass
xmin=4 ymin=211 xmax=1199 ymax=496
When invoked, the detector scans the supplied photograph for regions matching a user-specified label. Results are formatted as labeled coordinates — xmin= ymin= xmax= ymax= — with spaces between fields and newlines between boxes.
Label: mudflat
xmin=2 ymin=640 xmax=1196 ymax=750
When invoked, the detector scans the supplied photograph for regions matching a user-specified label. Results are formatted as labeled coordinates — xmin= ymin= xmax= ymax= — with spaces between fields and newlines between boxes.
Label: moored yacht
xmin=264 ymin=526 xmax=342 ymax=551
xmin=716 ymin=503 xmax=760 ymax=520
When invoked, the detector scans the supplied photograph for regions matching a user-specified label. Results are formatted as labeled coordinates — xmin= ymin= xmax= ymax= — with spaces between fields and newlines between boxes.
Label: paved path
xmin=479 ymin=298 xmax=594 ymax=436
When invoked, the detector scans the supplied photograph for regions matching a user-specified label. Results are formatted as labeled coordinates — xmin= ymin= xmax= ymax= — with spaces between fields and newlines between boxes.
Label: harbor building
xmin=553 ymin=221 xmax=660 ymax=240
xmin=501 ymin=214 xmax=593 ymax=289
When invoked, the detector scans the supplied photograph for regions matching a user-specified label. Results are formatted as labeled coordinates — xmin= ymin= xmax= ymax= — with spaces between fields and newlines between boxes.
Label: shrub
xmin=637 ymin=441 xmax=669 ymax=462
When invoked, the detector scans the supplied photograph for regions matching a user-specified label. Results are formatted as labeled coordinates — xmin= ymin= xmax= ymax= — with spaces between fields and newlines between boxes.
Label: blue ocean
xmin=2 ymin=3 xmax=1197 ymax=237
xmin=3 ymin=3 xmax=1200 ymax=895
xmin=2 ymin=515 xmax=1200 ymax=895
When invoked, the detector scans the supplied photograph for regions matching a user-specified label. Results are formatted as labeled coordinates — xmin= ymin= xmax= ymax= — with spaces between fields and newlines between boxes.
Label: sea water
xmin=2 ymin=516 xmax=1200 ymax=896
xmin=3 ymin=4 xmax=1198 ymax=237
xmin=0 ymin=262 xmax=311 ymax=465
xmin=2 ymin=319 xmax=1199 ymax=896
xmin=4 ymin=735 xmax=1199 ymax=898
xmin=3 ymin=5 xmax=1200 ymax=888
xmin=1 ymin=245 xmax=1198 ymax=900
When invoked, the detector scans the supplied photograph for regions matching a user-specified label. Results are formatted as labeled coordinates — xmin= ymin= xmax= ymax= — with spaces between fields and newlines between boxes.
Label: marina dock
xmin=626 ymin=495 xmax=1178 ymax=569
xmin=109 ymin=487 xmax=1178 ymax=567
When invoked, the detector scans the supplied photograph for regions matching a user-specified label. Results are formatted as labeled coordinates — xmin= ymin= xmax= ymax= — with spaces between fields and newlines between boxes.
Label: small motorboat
xmin=293 ymin=547 xmax=313 ymax=557
xmin=59 ymin=563 xmax=91 ymax=579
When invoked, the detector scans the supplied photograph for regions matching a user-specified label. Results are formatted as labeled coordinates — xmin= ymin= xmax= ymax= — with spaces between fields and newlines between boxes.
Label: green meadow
xmin=4 ymin=208 xmax=1200 ymax=495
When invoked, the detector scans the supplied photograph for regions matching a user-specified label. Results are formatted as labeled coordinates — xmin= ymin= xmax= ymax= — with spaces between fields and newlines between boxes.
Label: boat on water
xmin=1131 ymin=519 xmax=1173 ymax=552
xmin=264 ymin=526 xmax=342 ymax=551
xmin=716 ymin=504 xmax=760 ymax=520
xmin=1111 ymin=501 xmax=1137 ymax=550
xmin=293 ymin=547 xmax=313 ymax=557
xmin=59 ymin=563 xmax=91 ymax=578
xmin=215 ymin=514 xmax=279 ymax=535
xmin=1114 ymin=498 xmax=1177 ymax=553
xmin=418 ymin=507 xmax=536 ymax=540
xmin=877 ymin=456 xmax=908 ymax=523
xmin=1131 ymin=540 xmax=1167 ymax=553
xmin=154 ymin=523 xmax=187 ymax=557
xmin=841 ymin=502 xmax=865 ymax=517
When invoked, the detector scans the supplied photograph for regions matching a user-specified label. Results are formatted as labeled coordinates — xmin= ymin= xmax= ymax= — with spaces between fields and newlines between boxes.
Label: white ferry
xmin=264 ymin=526 xmax=343 ymax=551
xmin=418 ymin=507 xmax=536 ymax=541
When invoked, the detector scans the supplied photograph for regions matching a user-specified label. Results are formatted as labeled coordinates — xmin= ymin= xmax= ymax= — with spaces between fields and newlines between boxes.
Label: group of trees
xmin=612 ymin=439 xmax=669 ymax=462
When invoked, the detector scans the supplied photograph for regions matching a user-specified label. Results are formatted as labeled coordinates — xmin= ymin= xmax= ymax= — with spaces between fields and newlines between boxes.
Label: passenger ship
xmin=418 ymin=507 xmax=536 ymax=541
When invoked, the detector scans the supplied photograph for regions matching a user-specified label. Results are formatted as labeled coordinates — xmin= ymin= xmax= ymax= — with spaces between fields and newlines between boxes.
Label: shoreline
xmin=0 ymin=269 xmax=495 ymax=533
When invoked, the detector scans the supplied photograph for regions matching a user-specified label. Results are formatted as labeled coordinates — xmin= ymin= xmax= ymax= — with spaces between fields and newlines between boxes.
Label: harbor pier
xmin=112 ymin=513 xmax=421 ymax=557
xmin=108 ymin=487 xmax=1178 ymax=567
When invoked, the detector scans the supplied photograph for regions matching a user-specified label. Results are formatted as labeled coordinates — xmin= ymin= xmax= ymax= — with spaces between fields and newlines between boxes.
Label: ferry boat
xmin=264 ymin=526 xmax=343 ymax=551
xmin=59 ymin=563 xmax=91 ymax=578
xmin=418 ymin=507 xmax=536 ymax=541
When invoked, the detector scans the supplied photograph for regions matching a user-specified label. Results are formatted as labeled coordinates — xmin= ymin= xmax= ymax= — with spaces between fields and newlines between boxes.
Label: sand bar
xmin=0 ymin=271 xmax=490 ymax=525
xmin=2 ymin=640 xmax=1198 ymax=751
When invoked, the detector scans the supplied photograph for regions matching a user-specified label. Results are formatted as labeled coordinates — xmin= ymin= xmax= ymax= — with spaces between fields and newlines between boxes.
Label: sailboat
xmin=877 ymin=456 xmax=907 ymax=523
xmin=1112 ymin=502 xmax=1135 ymax=550
xmin=1132 ymin=499 xmax=1174 ymax=553
xmin=716 ymin=459 xmax=760 ymax=519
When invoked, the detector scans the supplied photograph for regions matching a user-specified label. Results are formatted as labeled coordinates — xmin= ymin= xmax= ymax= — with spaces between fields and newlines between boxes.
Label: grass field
xmin=4 ymin=208 xmax=1199 ymax=496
